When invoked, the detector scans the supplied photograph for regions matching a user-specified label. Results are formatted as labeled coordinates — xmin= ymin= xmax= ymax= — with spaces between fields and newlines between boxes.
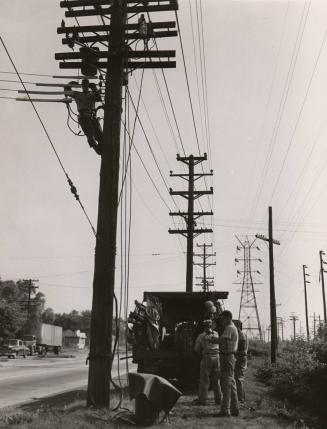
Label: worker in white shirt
xmin=193 ymin=319 xmax=222 ymax=406
xmin=209 ymin=310 xmax=239 ymax=417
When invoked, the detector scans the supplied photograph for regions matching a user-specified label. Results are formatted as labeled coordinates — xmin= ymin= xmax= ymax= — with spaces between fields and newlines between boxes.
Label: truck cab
xmin=128 ymin=291 xmax=228 ymax=389
xmin=0 ymin=339 xmax=29 ymax=358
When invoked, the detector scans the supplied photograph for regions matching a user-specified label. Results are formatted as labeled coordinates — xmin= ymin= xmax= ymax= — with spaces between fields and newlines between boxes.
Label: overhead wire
xmin=269 ymin=28 xmax=327 ymax=205
xmin=248 ymin=1 xmax=311 ymax=220
xmin=0 ymin=36 xmax=97 ymax=237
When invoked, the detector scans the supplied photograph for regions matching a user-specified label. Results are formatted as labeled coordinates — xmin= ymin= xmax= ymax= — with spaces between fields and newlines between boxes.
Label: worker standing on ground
xmin=234 ymin=320 xmax=248 ymax=403
xmin=193 ymin=319 xmax=222 ymax=406
xmin=209 ymin=310 xmax=239 ymax=417
xmin=65 ymin=79 xmax=103 ymax=155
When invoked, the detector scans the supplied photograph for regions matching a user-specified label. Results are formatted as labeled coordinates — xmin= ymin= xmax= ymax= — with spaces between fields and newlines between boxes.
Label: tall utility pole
xmin=319 ymin=250 xmax=327 ymax=322
xmin=256 ymin=206 xmax=280 ymax=364
xmin=302 ymin=265 xmax=310 ymax=340
xmin=169 ymin=154 xmax=213 ymax=292
xmin=194 ymin=243 xmax=215 ymax=292
xmin=290 ymin=313 xmax=299 ymax=340
xmin=234 ymin=236 xmax=263 ymax=340
xmin=22 ymin=279 xmax=39 ymax=324
xmin=57 ymin=0 xmax=178 ymax=407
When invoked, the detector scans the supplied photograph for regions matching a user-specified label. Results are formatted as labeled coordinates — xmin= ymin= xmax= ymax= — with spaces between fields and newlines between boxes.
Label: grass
xmin=0 ymin=357 xmax=309 ymax=429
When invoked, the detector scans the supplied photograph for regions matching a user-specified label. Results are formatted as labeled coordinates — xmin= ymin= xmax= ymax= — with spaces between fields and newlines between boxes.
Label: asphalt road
xmin=0 ymin=351 xmax=132 ymax=409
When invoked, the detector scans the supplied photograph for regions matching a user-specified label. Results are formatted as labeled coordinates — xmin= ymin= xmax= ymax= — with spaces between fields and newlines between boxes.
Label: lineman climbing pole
xmin=56 ymin=0 xmax=178 ymax=408
xmin=234 ymin=236 xmax=263 ymax=340
xmin=194 ymin=243 xmax=215 ymax=292
xmin=169 ymin=154 xmax=213 ymax=292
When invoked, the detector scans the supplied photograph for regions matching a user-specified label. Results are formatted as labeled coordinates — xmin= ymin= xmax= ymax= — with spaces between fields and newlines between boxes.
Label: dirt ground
xmin=0 ymin=356 xmax=310 ymax=429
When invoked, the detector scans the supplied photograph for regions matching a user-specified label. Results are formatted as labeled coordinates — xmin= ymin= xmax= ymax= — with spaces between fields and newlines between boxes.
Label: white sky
xmin=1 ymin=0 xmax=327 ymax=340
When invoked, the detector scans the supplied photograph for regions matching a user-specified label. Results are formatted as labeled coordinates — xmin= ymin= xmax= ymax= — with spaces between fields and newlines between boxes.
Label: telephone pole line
xmin=194 ymin=243 xmax=215 ymax=292
xmin=311 ymin=313 xmax=318 ymax=338
xmin=256 ymin=206 xmax=280 ymax=364
xmin=319 ymin=250 xmax=327 ymax=322
xmin=302 ymin=265 xmax=310 ymax=340
xmin=289 ymin=313 xmax=299 ymax=340
xmin=57 ymin=0 xmax=178 ymax=407
xmin=169 ymin=154 xmax=213 ymax=292
xmin=277 ymin=317 xmax=285 ymax=342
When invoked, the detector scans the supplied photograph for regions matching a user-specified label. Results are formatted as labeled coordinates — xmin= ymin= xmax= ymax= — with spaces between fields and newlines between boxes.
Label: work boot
xmin=214 ymin=411 xmax=231 ymax=417
xmin=191 ymin=399 xmax=206 ymax=406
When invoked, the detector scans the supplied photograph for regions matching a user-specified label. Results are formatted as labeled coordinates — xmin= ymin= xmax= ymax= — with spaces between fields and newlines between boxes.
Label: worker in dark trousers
xmin=193 ymin=319 xmax=222 ymax=406
xmin=210 ymin=310 xmax=239 ymax=417
xmin=66 ymin=79 xmax=103 ymax=155
xmin=234 ymin=320 xmax=248 ymax=403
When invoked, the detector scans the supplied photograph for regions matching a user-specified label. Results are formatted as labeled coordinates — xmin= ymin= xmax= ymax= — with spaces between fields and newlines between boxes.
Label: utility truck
xmin=23 ymin=323 xmax=63 ymax=355
xmin=128 ymin=291 xmax=228 ymax=389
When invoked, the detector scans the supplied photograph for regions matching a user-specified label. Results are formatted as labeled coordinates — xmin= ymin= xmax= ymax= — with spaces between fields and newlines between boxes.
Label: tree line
xmin=0 ymin=278 xmax=126 ymax=342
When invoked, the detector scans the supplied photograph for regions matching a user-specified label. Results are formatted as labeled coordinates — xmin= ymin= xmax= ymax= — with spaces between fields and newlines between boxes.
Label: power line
xmin=269 ymin=28 xmax=327 ymax=204
xmin=249 ymin=2 xmax=310 ymax=219
xmin=0 ymin=36 xmax=97 ymax=237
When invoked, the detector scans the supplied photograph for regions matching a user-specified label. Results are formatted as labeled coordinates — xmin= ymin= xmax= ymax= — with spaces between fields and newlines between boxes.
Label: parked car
xmin=0 ymin=339 xmax=29 ymax=358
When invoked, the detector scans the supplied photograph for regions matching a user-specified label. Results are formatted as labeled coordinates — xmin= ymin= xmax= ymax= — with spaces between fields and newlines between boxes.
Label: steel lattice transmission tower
xmin=234 ymin=236 xmax=263 ymax=340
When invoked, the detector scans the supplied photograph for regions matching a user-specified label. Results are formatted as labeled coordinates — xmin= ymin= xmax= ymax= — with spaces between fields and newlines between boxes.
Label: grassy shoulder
xmin=0 ymin=356 xmax=308 ymax=429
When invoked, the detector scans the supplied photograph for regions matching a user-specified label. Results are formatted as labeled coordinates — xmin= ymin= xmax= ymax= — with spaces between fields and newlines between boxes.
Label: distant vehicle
xmin=0 ymin=339 xmax=29 ymax=358
xmin=128 ymin=291 xmax=228 ymax=389
xmin=23 ymin=323 xmax=63 ymax=355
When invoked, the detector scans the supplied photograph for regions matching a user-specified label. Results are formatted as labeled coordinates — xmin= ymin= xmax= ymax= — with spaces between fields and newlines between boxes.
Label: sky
xmin=1 ymin=0 xmax=327 ymax=340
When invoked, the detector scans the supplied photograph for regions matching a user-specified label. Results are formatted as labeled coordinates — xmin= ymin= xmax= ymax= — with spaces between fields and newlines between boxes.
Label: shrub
xmin=255 ymin=339 xmax=327 ymax=425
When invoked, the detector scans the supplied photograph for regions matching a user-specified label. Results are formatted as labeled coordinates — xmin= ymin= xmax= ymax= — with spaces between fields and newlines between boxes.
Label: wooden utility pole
xmin=302 ymin=265 xmax=310 ymax=340
xmin=169 ymin=154 xmax=213 ymax=292
xmin=311 ymin=313 xmax=318 ymax=338
xmin=256 ymin=206 xmax=280 ymax=364
xmin=194 ymin=243 xmax=215 ymax=292
xmin=319 ymin=250 xmax=327 ymax=322
xmin=57 ymin=0 xmax=178 ymax=407
xmin=290 ymin=313 xmax=298 ymax=340
xmin=22 ymin=279 xmax=39 ymax=324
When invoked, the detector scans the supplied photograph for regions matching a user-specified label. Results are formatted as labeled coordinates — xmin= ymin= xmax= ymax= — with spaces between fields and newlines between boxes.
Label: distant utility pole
xmin=169 ymin=154 xmax=213 ymax=292
xmin=256 ymin=207 xmax=280 ymax=363
xmin=23 ymin=279 xmax=39 ymax=323
xmin=319 ymin=250 xmax=327 ymax=322
xmin=302 ymin=265 xmax=310 ymax=340
xmin=57 ymin=0 xmax=178 ymax=408
xmin=277 ymin=317 xmax=285 ymax=342
xmin=289 ymin=313 xmax=299 ymax=340
xmin=194 ymin=243 xmax=215 ymax=292
xmin=234 ymin=236 xmax=263 ymax=341
xmin=311 ymin=313 xmax=318 ymax=338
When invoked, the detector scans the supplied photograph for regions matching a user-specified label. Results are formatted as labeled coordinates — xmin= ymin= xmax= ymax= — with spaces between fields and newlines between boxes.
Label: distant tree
xmin=54 ymin=310 xmax=81 ymax=331
xmin=80 ymin=310 xmax=91 ymax=337
xmin=42 ymin=307 xmax=56 ymax=324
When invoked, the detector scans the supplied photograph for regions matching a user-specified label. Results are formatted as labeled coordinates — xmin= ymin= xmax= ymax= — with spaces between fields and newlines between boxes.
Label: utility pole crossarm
xmin=169 ymin=211 xmax=213 ymax=216
xmin=169 ymin=228 xmax=213 ymax=234
xmin=62 ymin=2 xmax=179 ymax=17
xmin=169 ymin=188 xmax=213 ymax=197
xmin=255 ymin=234 xmax=280 ymax=245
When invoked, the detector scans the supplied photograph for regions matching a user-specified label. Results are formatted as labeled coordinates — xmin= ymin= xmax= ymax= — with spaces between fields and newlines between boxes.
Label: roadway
xmin=0 ymin=351 xmax=132 ymax=409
